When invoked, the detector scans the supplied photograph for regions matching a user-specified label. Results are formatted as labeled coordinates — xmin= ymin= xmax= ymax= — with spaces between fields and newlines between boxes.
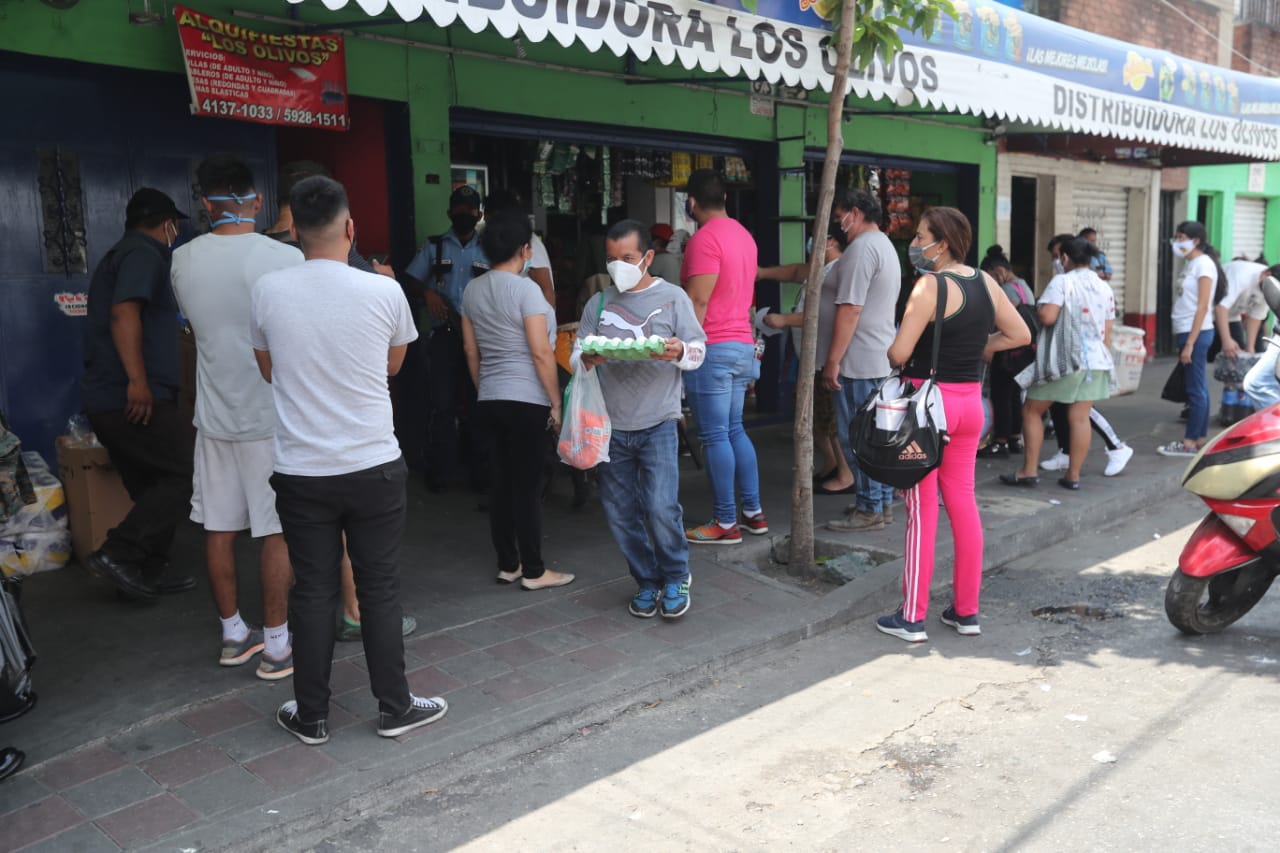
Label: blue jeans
xmin=596 ymin=421 xmax=689 ymax=588
xmin=833 ymin=376 xmax=895 ymax=514
xmin=1177 ymin=329 xmax=1214 ymax=441
xmin=683 ymin=342 xmax=762 ymax=524
xmin=1244 ymin=342 xmax=1280 ymax=410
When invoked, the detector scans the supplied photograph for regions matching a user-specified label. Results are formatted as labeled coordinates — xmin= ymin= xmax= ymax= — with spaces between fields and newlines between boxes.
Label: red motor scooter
xmin=1166 ymin=277 xmax=1280 ymax=634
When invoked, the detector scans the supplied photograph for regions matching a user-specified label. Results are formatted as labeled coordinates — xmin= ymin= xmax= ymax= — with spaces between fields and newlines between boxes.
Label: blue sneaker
xmin=940 ymin=606 xmax=981 ymax=636
xmin=876 ymin=610 xmax=928 ymax=643
xmin=629 ymin=587 xmax=660 ymax=618
xmin=660 ymin=577 xmax=691 ymax=619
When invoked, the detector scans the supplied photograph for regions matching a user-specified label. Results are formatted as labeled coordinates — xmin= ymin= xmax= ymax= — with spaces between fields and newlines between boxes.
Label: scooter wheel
xmin=1165 ymin=561 xmax=1277 ymax=635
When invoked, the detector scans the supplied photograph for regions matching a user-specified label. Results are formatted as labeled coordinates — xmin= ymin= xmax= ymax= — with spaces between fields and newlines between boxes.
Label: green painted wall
xmin=1187 ymin=163 xmax=1280 ymax=262
xmin=1 ymin=0 xmax=995 ymax=247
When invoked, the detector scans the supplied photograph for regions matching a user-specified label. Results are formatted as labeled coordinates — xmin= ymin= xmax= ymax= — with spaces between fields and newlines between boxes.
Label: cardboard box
xmin=55 ymin=436 xmax=134 ymax=564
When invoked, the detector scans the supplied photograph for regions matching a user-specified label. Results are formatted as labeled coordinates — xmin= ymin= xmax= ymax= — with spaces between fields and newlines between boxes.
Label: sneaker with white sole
xmin=629 ymin=587 xmax=660 ymax=618
xmin=377 ymin=695 xmax=449 ymax=737
xmin=257 ymin=651 xmax=294 ymax=681
xmin=1039 ymin=450 xmax=1070 ymax=471
xmin=1157 ymin=441 xmax=1198 ymax=457
xmin=277 ymin=701 xmax=328 ymax=745
xmin=876 ymin=610 xmax=928 ymax=643
xmin=939 ymin=606 xmax=981 ymax=636
xmin=1104 ymin=444 xmax=1134 ymax=476
xmin=660 ymin=577 xmax=691 ymax=618
xmin=220 ymin=629 xmax=264 ymax=667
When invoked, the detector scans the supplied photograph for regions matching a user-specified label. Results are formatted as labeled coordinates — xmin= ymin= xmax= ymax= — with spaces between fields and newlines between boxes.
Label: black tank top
xmin=902 ymin=270 xmax=995 ymax=383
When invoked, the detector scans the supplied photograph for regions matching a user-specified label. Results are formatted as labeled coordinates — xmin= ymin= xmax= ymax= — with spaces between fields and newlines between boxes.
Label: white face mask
xmin=163 ymin=221 xmax=176 ymax=248
xmin=607 ymin=256 xmax=648 ymax=292
xmin=1052 ymin=258 xmax=1065 ymax=275
xmin=1171 ymin=238 xmax=1196 ymax=258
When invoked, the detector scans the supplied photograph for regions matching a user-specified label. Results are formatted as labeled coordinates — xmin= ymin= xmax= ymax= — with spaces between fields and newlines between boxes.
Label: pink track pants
xmin=901 ymin=381 xmax=985 ymax=623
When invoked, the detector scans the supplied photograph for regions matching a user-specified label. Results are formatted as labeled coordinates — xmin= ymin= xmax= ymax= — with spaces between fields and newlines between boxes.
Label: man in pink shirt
xmin=680 ymin=169 xmax=767 ymax=544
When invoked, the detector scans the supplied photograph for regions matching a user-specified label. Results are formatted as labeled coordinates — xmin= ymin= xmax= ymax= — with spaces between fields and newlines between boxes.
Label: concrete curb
xmin=184 ymin=464 xmax=1187 ymax=851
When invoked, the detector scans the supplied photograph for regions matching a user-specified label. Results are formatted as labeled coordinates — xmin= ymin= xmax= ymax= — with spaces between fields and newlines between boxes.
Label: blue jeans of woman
xmin=683 ymin=342 xmax=762 ymax=524
xmin=597 ymin=420 xmax=689 ymax=588
xmin=1177 ymin=329 xmax=1214 ymax=441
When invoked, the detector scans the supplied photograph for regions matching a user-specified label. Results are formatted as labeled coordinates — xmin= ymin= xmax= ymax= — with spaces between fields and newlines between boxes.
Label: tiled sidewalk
xmin=1 ymin=565 xmax=799 ymax=852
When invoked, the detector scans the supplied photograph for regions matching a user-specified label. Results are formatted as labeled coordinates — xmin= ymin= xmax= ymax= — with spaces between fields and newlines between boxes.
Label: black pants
xmin=989 ymin=362 xmax=1023 ymax=442
xmin=393 ymin=336 xmax=430 ymax=472
xmin=427 ymin=326 xmax=486 ymax=489
xmin=88 ymin=401 xmax=194 ymax=568
xmin=271 ymin=458 xmax=411 ymax=723
xmin=479 ymin=400 xmax=550 ymax=579
xmin=1049 ymin=403 xmax=1120 ymax=452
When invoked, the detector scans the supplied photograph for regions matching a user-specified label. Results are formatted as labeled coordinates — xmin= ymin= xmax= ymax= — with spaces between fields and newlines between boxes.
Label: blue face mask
xmin=806 ymin=236 xmax=814 ymax=256
xmin=521 ymin=258 xmax=532 ymax=275
xmin=206 ymin=192 xmax=258 ymax=228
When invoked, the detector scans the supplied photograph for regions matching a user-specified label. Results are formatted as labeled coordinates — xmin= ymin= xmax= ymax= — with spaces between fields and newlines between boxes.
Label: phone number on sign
xmin=198 ymin=99 xmax=347 ymax=128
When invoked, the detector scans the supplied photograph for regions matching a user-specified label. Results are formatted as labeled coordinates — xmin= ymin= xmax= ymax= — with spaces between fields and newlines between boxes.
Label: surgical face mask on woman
xmin=1170 ymin=237 xmax=1197 ymax=258
xmin=606 ymin=253 xmax=650 ymax=292
xmin=1052 ymin=257 xmax=1065 ymax=275
xmin=908 ymin=239 xmax=940 ymax=272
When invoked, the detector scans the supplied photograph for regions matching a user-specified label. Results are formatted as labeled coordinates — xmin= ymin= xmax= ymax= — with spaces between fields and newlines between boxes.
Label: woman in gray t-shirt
xmin=461 ymin=209 xmax=574 ymax=592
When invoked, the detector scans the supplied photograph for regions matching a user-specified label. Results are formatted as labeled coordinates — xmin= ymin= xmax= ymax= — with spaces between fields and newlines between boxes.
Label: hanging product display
xmin=882 ymin=168 xmax=914 ymax=238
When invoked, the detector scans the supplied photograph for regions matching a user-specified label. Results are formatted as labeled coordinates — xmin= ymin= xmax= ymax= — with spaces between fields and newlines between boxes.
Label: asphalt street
xmin=295 ymin=492 xmax=1280 ymax=853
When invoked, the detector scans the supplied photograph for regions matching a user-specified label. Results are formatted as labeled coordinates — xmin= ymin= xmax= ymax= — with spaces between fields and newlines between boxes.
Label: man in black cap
xmin=404 ymin=185 xmax=490 ymax=492
xmin=81 ymin=188 xmax=196 ymax=601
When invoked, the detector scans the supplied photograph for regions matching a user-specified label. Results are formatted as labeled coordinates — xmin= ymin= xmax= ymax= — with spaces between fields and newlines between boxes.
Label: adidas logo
xmin=898 ymin=441 xmax=928 ymax=461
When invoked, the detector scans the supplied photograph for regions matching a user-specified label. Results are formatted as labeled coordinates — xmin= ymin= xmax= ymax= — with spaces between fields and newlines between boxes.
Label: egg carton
xmin=581 ymin=335 xmax=666 ymax=360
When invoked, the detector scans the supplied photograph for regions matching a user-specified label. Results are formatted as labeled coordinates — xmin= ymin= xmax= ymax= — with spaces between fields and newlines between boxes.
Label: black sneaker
xmin=875 ymin=610 xmax=928 ymax=643
xmin=940 ymin=606 xmax=982 ymax=636
xmin=377 ymin=694 xmax=448 ymax=738
xmin=276 ymin=701 xmax=329 ymax=745
xmin=975 ymin=443 xmax=1009 ymax=459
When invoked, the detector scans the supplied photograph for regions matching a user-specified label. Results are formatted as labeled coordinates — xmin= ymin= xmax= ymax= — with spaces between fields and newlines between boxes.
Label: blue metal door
xmin=0 ymin=55 xmax=276 ymax=463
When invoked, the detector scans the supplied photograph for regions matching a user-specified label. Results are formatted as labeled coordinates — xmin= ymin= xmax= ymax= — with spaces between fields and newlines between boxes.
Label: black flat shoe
xmin=976 ymin=443 xmax=1009 ymax=459
xmin=87 ymin=551 xmax=157 ymax=601
xmin=816 ymin=482 xmax=857 ymax=495
xmin=0 ymin=748 xmax=25 ymax=781
xmin=1057 ymin=477 xmax=1080 ymax=491
xmin=1007 ymin=439 xmax=1023 ymax=454
xmin=998 ymin=473 xmax=1040 ymax=487
xmin=812 ymin=469 xmax=837 ymax=484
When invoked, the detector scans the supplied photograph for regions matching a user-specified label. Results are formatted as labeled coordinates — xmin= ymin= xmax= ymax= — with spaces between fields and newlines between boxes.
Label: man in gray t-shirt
xmin=822 ymin=189 xmax=902 ymax=533
xmin=573 ymin=220 xmax=706 ymax=620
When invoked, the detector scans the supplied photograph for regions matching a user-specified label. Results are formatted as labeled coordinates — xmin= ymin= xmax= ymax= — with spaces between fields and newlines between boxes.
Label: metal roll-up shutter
xmin=1233 ymin=198 xmax=1267 ymax=262
xmin=1075 ymin=184 xmax=1129 ymax=315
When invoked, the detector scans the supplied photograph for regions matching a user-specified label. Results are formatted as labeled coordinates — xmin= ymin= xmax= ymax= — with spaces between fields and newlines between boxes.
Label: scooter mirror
xmin=1263 ymin=275 xmax=1280 ymax=318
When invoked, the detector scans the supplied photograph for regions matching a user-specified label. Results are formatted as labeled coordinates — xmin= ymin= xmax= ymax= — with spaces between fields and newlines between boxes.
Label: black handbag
xmin=1161 ymin=362 xmax=1188 ymax=404
xmin=849 ymin=275 xmax=949 ymax=490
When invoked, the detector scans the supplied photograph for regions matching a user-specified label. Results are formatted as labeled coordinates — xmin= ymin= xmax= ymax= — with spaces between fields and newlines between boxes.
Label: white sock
xmin=743 ymin=508 xmax=763 ymax=518
xmin=264 ymin=623 xmax=290 ymax=659
xmin=220 ymin=611 xmax=249 ymax=643
xmin=718 ymin=519 xmax=737 ymax=529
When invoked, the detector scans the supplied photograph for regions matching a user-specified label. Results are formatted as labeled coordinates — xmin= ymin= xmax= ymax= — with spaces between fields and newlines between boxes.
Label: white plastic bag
xmin=557 ymin=368 xmax=612 ymax=470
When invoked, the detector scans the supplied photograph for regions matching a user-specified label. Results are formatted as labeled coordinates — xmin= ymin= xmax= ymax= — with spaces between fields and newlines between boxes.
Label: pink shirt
xmin=680 ymin=216 xmax=758 ymax=345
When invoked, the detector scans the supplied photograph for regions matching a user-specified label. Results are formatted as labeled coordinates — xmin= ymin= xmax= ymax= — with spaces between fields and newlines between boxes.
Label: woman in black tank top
xmin=874 ymin=207 xmax=1032 ymax=644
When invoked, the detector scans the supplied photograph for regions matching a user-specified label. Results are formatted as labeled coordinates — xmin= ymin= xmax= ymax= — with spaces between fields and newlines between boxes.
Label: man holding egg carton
xmin=572 ymin=220 xmax=706 ymax=619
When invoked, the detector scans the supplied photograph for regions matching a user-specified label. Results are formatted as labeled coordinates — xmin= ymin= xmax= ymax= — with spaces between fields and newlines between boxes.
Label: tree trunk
xmin=788 ymin=0 xmax=858 ymax=576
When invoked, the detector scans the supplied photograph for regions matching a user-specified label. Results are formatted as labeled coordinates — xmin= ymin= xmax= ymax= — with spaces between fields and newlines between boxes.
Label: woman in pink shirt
xmin=680 ymin=170 xmax=767 ymax=545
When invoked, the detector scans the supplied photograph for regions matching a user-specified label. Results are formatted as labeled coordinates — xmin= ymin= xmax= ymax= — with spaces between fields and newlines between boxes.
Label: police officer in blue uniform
xmin=405 ymin=185 xmax=491 ymax=492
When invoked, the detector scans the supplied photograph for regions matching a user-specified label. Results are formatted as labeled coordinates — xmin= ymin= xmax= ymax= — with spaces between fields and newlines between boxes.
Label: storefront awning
xmin=290 ymin=0 xmax=1280 ymax=161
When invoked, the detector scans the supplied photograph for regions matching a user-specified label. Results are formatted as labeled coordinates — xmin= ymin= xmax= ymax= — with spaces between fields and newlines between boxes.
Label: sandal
xmin=816 ymin=481 xmax=857 ymax=495
xmin=998 ymin=473 xmax=1040 ymax=487
xmin=1057 ymin=477 xmax=1080 ymax=491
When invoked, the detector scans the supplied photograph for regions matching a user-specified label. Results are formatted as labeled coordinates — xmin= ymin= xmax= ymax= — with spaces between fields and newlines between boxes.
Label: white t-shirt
xmin=1172 ymin=254 xmax=1218 ymax=334
xmin=1040 ymin=268 xmax=1115 ymax=371
xmin=524 ymin=234 xmax=554 ymax=289
xmin=171 ymin=233 xmax=303 ymax=441
xmin=250 ymin=259 xmax=418 ymax=476
xmin=1222 ymin=260 xmax=1269 ymax=321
